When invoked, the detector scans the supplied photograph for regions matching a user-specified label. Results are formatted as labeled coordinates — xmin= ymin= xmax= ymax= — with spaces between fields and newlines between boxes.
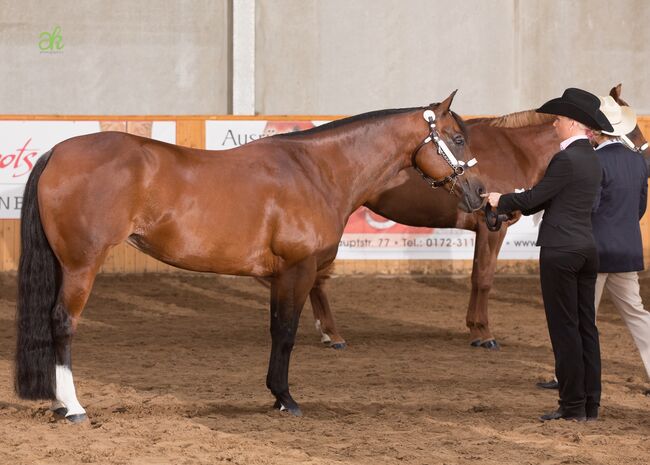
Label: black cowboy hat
xmin=536 ymin=88 xmax=614 ymax=132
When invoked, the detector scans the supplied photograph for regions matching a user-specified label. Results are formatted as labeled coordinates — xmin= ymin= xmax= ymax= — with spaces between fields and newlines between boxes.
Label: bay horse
xmin=312 ymin=84 xmax=649 ymax=350
xmin=15 ymin=92 xmax=486 ymax=421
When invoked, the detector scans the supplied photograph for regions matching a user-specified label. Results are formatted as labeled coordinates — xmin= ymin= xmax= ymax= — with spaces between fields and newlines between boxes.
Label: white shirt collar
xmin=560 ymin=135 xmax=589 ymax=151
xmin=595 ymin=139 xmax=623 ymax=150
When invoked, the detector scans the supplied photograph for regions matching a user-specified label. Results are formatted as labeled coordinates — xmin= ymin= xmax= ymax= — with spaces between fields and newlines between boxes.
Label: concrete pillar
xmin=232 ymin=0 xmax=256 ymax=114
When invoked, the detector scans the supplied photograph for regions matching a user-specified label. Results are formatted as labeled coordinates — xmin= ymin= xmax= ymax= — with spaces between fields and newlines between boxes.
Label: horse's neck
xmin=468 ymin=117 xmax=559 ymax=188
xmin=304 ymin=113 xmax=422 ymax=213
xmin=523 ymin=123 xmax=561 ymax=185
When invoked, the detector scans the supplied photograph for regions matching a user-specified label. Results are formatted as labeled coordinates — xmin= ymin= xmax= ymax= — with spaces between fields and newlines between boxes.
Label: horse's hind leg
xmin=267 ymin=257 xmax=317 ymax=416
xmin=310 ymin=277 xmax=346 ymax=349
xmin=51 ymin=265 xmax=102 ymax=422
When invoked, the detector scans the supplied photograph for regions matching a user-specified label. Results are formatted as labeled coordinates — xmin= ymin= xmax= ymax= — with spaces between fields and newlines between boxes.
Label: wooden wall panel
xmin=1 ymin=115 xmax=648 ymax=274
xmin=1 ymin=220 xmax=19 ymax=271
xmin=176 ymin=119 xmax=205 ymax=149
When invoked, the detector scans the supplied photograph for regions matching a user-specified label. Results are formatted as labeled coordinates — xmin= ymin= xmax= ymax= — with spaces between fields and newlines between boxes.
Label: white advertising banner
xmin=0 ymin=121 xmax=175 ymax=219
xmin=205 ymin=119 xmax=541 ymax=260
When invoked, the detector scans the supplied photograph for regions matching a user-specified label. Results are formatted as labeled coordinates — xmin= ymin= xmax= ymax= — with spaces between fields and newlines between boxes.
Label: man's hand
xmin=481 ymin=192 xmax=502 ymax=209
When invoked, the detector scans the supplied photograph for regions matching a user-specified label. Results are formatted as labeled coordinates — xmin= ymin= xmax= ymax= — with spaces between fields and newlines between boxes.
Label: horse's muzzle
xmin=458 ymin=177 xmax=486 ymax=213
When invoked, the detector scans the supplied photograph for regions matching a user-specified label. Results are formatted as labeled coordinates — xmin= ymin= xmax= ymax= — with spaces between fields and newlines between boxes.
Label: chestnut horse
xmin=15 ymin=92 xmax=486 ymax=421
xmin=313 ymin=84 xmax=649 ymax=350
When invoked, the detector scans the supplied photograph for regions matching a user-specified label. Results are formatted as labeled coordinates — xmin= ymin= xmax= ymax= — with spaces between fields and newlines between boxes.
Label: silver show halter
xmin=620 ymin=134 xmax=649 ymax=154
xmin=410 ymin=109 xmax=478 ymax=193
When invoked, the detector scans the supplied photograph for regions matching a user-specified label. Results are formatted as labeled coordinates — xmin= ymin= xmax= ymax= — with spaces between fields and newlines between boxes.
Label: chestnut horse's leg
xmin=266 ymin=257 xmax=317 ymax=416
xmin=466 ymin=222 xmax=508 ymax=350
xmin=310 ymin=277 xmax=347 ymax=349
xmin=50 ymin=264 xmax=104 ymax=422
xmin=467 ymin=223 xmax=488 ymax=346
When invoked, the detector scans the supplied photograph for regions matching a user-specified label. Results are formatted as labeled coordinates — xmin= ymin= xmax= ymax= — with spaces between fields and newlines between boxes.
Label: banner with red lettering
xmin=0 ymin=121 xmax=175 ymax=219
xmin=205 ymin=120 xmax=541 ymax=260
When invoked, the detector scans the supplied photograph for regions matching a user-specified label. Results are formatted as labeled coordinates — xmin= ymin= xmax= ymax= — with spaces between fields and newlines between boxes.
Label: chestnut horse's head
xmin=411 ymin=91 xmax=486 ymax=212
xmin=609 ymin=84 xmax=649 ymax=158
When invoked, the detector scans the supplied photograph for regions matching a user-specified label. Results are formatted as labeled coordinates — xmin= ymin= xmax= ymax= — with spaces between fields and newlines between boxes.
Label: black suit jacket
xmin=592 ymin=142 xmax=648 ymax=272
xmin=498 ymin=138 xmax=602 ymax=248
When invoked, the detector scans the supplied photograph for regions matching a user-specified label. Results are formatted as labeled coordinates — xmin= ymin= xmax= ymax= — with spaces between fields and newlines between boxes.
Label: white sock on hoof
xmin=55 ymin=365 xmax=86 ymax=417
xmin=315 ymin=320 xmax=331 ymax=343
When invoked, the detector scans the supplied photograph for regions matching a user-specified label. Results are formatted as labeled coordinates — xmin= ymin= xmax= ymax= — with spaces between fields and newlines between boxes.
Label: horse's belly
xmin=127 ymin=232 xmax=277 ymax=277
xmin=129 ymin=187 xmax=342 ymax=276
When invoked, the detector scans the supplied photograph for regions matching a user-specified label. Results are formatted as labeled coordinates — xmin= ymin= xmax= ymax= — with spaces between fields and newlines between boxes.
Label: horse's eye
xmin=453 ymin=135 xmax=465 ymax=146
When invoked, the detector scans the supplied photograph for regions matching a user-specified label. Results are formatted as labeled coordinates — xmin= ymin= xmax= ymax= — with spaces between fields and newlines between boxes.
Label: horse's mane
xmin=275 ymin=106 xmax=469 ymax=139
xmin=471 ymin=110 xmax=554 ymax=128
xmin=275 ymin=107 xmax=417 ymax=139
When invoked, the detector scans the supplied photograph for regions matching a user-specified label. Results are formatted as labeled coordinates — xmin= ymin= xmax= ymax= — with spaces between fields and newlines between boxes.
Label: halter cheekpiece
xmin=411 ymin=109 xmax=478 ymax=193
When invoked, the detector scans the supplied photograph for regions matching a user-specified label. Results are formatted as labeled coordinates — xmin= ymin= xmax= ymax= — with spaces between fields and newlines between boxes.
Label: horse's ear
xmin=438 ymin=90 xmax=458 ymax=113
xmin=610 ymin=83 xmax=622 ymax=100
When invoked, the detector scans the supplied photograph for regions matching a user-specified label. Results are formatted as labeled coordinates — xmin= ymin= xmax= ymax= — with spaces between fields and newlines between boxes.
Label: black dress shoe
xmin=539 ymin=409 xmax=586 ymax=422
xmin=536 ymin=379 xmax=559 ymax=390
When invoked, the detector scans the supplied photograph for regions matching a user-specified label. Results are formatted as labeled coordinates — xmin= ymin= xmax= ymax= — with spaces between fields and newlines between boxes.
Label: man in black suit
xmin=482 ymin=88 xmax=614 ymax=421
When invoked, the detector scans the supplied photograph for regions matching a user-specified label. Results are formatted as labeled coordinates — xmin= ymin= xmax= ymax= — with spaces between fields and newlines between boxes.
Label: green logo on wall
xmin=39 ymin=26 xmax=64 ymax=52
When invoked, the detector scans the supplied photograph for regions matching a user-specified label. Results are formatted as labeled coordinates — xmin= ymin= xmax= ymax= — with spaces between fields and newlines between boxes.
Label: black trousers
xmin=539 ymin=245 xmax=601 ymax=416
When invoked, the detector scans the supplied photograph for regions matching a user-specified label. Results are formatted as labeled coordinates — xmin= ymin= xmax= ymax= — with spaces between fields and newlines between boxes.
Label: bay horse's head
xmin=411 ymin=91 xmax=486 ymax=212
xmin=609 ymin=84 xmax=649 ymax=159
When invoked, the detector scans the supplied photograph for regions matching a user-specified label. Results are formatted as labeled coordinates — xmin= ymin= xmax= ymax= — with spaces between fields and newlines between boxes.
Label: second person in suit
xmin=591 ymin=96 xmax=650 ymax=395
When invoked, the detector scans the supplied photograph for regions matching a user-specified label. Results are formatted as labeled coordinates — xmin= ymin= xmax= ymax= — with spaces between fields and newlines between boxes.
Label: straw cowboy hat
xmin=598 ymin=95 xmax=637 ymax=136
xmin=536 ymin=88 xmax=614 ymax=132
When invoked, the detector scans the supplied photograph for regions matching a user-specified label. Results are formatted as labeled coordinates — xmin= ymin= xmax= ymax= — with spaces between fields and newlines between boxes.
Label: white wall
xmin=256 ymin=0 xmax=650 ymax=115
xmin=1 ymin=0 xmax=648 ymax=116
xmin=516 ymin=0 xmax=650 ymax=113
xmin=0 ymin=0 xmax=230 ymax=114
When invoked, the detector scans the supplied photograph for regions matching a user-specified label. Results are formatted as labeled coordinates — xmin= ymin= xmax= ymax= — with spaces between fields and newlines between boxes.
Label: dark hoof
xmin=52 ymin=407 xmax=68 ymax=417
xmin=330 ymin=342 xmax=347 ymax=350
xmin=285 ymin=406 xmax=303 ymax=417
xmin=470 ymin=339 xmax=482 ymax=347
xmin=273 ymin=399 xmax=302 ymax=417
xmin=480 ymin=339 xmax=500 ymax=350
xmin=66 ymin=413 xmax=88 ymax=424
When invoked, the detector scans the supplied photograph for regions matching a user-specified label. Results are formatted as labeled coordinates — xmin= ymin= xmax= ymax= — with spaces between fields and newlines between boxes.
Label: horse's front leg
xmin=467 ymin=223 xmax=487 ymax=346
xmin=310 ymin=276 xmax=347 ymax=349
xmin=467 ymin=222 xmax=507 ymax=350
xmin=267 ymin=257 xmax=317 ymax=416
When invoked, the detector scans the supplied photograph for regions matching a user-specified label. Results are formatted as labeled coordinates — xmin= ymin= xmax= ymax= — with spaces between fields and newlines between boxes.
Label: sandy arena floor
xmin=1 ymin=272 xmax=649 ymax=465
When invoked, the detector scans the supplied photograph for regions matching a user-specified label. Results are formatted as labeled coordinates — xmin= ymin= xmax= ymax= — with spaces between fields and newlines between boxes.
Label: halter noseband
xmin=620 ymin=134 xmax=649 ymax=155
xmin=411 ymin=109 xmax=477 ymax=193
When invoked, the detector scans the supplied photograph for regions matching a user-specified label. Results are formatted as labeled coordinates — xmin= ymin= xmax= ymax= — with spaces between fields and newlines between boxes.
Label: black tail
xmin=15 ymin=150 xmax=61 ymax=400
